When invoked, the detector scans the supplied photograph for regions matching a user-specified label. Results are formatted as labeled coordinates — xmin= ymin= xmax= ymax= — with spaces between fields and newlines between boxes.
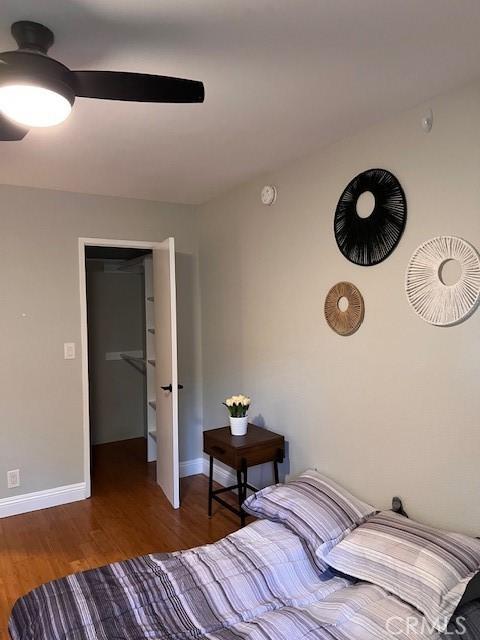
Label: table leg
xmin=208 ymin=455 xmax=213 ymax=517
xmin=274 ymin=457 xmax=279 ymax=484
xmin=236 ymin=469 xmax=245 ymax=526
xmin=240 ymin=460 xmax=247 ymax=527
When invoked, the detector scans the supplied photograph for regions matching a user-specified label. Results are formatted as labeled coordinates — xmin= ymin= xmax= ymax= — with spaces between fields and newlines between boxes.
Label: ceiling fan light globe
xmin=0 ymin=84 xmax=71 ymax=127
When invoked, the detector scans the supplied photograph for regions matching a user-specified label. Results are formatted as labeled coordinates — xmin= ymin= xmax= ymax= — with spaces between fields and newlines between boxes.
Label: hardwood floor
xmin=0 ymin=438 xmax=247 ymax=639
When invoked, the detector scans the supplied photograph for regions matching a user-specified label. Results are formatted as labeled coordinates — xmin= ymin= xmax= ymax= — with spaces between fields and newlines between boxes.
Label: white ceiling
xmin=1 ymin=0 xmax=480 ymax=204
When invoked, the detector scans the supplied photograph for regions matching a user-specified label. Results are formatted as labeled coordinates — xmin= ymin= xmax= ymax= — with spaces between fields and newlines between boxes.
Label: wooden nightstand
xmin=203 ymin=424 xmax=285 ymax=526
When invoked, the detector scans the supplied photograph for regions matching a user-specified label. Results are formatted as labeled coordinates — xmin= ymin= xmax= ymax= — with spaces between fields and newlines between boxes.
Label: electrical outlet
xmin=7 ymin=469 xmax=20 ymax=489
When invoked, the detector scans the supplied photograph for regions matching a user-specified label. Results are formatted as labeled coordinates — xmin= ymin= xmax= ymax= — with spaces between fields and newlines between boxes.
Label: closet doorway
xmin=79 ymin=238 xmax=180 ymax=509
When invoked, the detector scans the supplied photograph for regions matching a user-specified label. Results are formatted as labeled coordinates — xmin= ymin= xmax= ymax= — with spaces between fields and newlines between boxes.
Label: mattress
xmin=8 ymin=518 xmax=479 ymax=639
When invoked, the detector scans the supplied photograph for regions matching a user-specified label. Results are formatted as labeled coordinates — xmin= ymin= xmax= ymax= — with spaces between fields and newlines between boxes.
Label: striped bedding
xmin=8 ymin=518 xmax=479 ymax=640
xmin=325 ymin=510 xmax=480 ymax=633
xmin=242 ymin=469 xmax=377 ymax=569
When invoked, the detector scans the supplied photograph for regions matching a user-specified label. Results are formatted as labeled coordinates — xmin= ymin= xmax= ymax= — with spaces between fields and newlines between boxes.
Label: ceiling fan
xmin=0 ymin=20 xmax=205 ymax=141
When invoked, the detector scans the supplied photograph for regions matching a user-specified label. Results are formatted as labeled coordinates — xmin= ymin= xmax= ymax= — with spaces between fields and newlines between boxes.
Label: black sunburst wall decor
xmin=334 ymin=168 xmax=407 ymax=266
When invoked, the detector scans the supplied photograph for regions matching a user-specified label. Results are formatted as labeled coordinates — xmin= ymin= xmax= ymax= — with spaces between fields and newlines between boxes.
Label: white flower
xmin=225 ymin=393 xmax=251 ymax=407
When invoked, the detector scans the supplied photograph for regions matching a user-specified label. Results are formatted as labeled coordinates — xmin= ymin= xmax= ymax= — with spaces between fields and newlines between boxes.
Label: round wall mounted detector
xmin=261 ymin=185 xmax=277 ymax=206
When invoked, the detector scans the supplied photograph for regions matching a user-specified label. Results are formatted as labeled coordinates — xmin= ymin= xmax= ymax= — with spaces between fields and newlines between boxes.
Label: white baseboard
xmin=179 ymin=457 xmax=204 ymax=478
xmin=178 ymin=457 xmax=236 ymax=487
xmin=202 ymin=456 xmax=236 ymax=487
xmin=0 ymin=458 xmax=240 ymax=519
xmin=0 ymin=482 xmax=88 ymax=519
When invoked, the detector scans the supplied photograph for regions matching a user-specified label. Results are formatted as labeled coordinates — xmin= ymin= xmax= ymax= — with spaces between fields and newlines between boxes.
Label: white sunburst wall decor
xmin=405 ymin=236 xmax=480 ymax=326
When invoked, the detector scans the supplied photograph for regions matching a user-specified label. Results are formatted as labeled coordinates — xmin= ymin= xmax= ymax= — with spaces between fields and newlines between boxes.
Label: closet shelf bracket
xmin=120 ymin=353 xmax=146 ymax=375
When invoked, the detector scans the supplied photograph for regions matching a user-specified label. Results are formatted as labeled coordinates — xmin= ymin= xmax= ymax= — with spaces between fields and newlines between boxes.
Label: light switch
xmin=64 ymin=342 xmax=75 ymax=360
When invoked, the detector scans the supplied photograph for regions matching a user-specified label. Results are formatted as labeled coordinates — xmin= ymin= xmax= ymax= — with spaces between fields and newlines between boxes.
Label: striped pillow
xmin=242 ymin=469 xmax=376 ymax=569
xmin=324 ymin=510 xmax=480 ymax=632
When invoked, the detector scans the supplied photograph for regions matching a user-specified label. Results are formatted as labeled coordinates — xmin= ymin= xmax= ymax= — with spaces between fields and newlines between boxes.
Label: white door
xmin=153 ymin=237 xmax=179 ymax=508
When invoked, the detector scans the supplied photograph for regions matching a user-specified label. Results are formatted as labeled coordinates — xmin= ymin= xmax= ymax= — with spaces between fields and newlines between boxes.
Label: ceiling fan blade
xmin=0 ymin=113 xmax=29 ymax=141
xmin=72 ymin=71 xmax=205 ymax=103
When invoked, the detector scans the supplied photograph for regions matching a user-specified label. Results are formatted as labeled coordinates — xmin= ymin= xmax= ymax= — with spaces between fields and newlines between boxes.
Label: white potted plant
xmin=223 ymin=394 xmax=251 ymax=436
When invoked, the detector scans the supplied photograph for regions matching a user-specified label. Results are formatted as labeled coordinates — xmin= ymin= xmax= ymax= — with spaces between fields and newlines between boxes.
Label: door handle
xmin=160 ymin=384 xmax=184 ymax=393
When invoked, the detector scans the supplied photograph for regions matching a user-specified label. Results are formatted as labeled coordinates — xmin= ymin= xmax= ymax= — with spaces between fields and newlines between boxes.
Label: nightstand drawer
xmin=203 ymin=442 xmax=236 ymax=468
xmin=238 ymin=442 xmax=284 ymax=468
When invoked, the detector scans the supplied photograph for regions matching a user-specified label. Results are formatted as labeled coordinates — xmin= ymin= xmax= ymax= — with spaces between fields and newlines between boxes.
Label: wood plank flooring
xmin=0 ymin=438 xmax=247 ymax=638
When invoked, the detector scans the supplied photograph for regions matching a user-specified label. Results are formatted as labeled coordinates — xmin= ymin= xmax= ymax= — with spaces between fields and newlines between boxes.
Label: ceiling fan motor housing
xmin=11 ymin=20 xmax=55 ymax=55
xmin=0 ymin=18 xmax=204 ymax=140
xmin=0 ymin=22 xmax=75 ymax=108
xmin=0 ymin=51 xmax=76 ymax=107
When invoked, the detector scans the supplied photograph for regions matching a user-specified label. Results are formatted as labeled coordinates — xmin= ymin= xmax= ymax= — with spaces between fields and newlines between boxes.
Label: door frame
xmin=78 ymin=237 xmax=170 ymax=498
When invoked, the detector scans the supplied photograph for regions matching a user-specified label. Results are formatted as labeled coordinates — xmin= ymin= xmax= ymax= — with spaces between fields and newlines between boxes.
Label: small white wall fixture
xmin=405 ymin=236 xmax=480 ymax=326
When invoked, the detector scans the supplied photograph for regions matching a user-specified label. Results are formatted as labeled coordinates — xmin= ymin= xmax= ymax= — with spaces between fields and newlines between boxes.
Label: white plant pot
xmin=229 ymin=416 xmax=248 ymax=436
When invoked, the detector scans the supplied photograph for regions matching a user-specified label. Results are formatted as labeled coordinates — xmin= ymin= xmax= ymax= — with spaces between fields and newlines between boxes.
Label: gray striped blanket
xmin=8 ymin=519 xmax=479 ymax=640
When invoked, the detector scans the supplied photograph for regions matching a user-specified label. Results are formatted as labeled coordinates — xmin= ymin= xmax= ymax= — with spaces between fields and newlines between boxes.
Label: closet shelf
xmin=113 ymin=255 xmax=146 ymax=273
xmin=120 ymin=353 xmax=146 ymax=375
xmin=149 ymin=401 xmax=156 ymax=410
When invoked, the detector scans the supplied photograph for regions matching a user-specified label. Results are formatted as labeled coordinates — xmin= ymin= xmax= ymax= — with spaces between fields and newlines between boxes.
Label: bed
xmin=9 ymin=472 xmax=480 ymax=640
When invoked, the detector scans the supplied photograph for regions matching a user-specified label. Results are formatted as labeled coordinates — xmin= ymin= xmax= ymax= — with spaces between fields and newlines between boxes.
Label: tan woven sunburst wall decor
xmin=405 ymin=236 xmax=480 ymax=326
xmin=324 ymin=282 xmax=365 ymax=336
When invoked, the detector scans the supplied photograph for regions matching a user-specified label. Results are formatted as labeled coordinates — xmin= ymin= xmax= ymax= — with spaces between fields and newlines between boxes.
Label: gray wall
xmin=1 ymin=81 xmax=479 ymax=532
xmin=198 ymin=82 xmax=480 ymax=535
xmin=0 ymin=185 xmax=203 ymax=499
xmin=86 ymin=264 xmax=145 ymax=445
